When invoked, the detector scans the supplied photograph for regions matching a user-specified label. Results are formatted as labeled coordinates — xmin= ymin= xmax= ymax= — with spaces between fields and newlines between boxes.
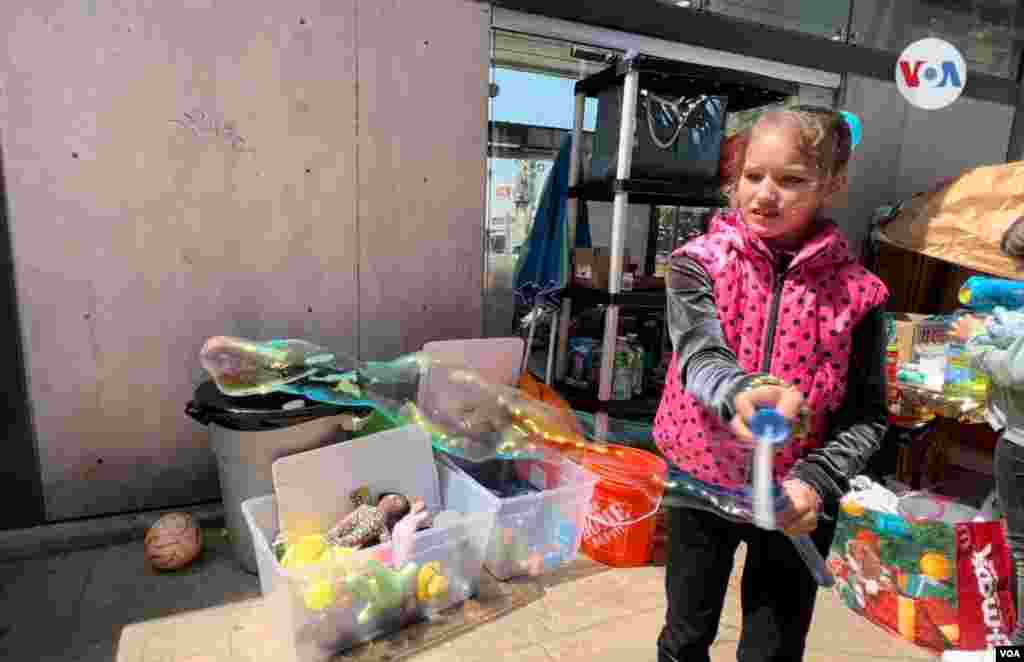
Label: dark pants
xmin=995 ymin=436 xmax=1024 ymax=646
xmin=658 ymin=506 xmax=837 ymax=662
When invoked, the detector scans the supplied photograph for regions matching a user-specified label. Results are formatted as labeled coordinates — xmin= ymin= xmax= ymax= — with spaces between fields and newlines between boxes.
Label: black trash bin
xmin=186 ymin=381 xmax=364 ymax=573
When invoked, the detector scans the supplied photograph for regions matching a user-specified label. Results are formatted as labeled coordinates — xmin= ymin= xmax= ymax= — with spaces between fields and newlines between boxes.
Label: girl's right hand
xmin=731 ymin=384 xmax=804 ymax=443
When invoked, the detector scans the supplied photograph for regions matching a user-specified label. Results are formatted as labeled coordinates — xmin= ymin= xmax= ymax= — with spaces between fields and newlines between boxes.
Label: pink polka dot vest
xmin=653 ymin=210 xmax=889 ymax=490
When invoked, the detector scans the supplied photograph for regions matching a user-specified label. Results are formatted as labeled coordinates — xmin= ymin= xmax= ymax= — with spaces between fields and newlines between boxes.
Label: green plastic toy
xmin=343 ymin=559 xmax=419 ymax=625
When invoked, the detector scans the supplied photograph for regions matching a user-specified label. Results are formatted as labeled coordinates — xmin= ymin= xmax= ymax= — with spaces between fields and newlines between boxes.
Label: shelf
xmin=551 ymin=378 xmax=661 ymax=420
xmin=574 ymin=54 xmax=797 ymax=111
xmin=569 ymin=178 xmax=727 ymax=207
xmin=563 ymin=284 xmax=665 ymax=310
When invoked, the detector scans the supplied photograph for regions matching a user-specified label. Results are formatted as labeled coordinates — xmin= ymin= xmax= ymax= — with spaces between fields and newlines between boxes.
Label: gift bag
xmin=830 ymin=493 xmax=1016 ymax=654
xmin=956 ymin=520 xmax=1017 ymax=650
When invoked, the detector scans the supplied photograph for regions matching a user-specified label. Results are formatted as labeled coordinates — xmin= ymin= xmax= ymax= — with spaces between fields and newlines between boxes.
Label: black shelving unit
xmin=552 ymin=379 xmax=663 ymax=421
xmin=573 ymin=54 xmax=799 ymax=105
xmin=562 ymin=284 xmax=665 ymax=310
xmin=548 ymin=54 xmax=794 ymax=426
xmin=568 ymin=179 xmax=726 ymax=207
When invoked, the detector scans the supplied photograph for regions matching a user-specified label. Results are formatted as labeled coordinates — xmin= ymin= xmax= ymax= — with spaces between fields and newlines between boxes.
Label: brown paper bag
xmin=877 ymin=162 xmax=1024 ymax=280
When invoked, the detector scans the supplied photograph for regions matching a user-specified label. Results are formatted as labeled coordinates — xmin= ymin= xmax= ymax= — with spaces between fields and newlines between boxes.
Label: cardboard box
xmin=573 ymin=247 xmax=630 ymax=291
xmin=889 ymin=313 xmax=950 ymax=364
xmin=890 ymin=313 xmax=929 ymax=363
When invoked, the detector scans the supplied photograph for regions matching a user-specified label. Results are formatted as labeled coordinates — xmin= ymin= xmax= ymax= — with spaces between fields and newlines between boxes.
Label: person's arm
xmin=787 ymin=305 xmax=889 ymax=511
xmin=971 ymin=335 xmax=1024 ymax=391
xmin=665 ymin=253 xmax=756 ymax=423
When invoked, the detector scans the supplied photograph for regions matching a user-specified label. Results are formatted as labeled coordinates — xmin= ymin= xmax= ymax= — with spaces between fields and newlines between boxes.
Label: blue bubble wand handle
xmin=749 ymin=409 xmax=836 ymax=588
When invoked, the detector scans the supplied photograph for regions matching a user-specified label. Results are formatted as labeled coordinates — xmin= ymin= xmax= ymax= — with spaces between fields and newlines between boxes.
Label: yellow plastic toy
xmin=416 ymin=561 xmax=449 ymax=603
xmin=278 ymin=533 xmax=360 ymax=612
xmin=303 ymin=579 xmax=337 ymax=612
xmin=282 ymin=534 xmax=328 ymax=569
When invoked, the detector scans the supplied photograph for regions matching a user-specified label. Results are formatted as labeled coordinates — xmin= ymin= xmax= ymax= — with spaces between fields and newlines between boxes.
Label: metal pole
xmin=556 ymin=92 xmax=588 ymax=382
xmin=595 ymin=410 xmax=610 ymax=442
xmin=598 ymin=69 xmax=639 ymax=403
xmin=545 ymin=307 xmax=558 ymax=385
xmin=521 ymin=307 xmax=538 ymax=378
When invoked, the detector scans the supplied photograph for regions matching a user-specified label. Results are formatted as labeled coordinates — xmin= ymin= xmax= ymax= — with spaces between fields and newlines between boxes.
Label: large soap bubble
xmin=199 ymin=337 xmax=588 ymax=463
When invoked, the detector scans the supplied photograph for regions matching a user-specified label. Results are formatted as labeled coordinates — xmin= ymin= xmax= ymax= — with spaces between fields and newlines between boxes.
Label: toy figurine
xmin=392 ymin=500 xmax=435 ymax=567
xmin=326 ymin=490 xmax=421 ymax=550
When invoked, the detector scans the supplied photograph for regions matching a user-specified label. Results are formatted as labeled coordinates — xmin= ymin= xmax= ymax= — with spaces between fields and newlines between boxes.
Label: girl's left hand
xmin=778 ymin=480 xmax=820 ymax=536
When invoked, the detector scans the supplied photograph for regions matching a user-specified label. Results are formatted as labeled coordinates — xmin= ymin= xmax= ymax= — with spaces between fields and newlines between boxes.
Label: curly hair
xmin=721 ymin=105 xmax=854 ymax=195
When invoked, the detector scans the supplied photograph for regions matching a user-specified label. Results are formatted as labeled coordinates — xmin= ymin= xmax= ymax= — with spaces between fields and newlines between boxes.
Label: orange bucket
xmin=580 ymin=445 xmax=668 ymax=567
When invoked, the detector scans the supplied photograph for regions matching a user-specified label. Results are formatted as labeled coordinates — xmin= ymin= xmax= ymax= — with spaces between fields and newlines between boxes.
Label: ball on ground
xmin=145 ymin=512 xmax=202 ymax=571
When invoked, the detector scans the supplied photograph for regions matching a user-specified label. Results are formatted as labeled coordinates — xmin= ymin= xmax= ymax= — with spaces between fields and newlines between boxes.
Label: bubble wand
xmin=749 ymin=408 xmax=835 ymax=588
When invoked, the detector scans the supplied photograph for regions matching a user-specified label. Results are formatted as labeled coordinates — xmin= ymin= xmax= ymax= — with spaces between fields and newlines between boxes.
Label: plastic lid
xmin=749 ymin=408 xmax=790 ymax=445
xmin=186 ymin=380 xmax=364 ymax=431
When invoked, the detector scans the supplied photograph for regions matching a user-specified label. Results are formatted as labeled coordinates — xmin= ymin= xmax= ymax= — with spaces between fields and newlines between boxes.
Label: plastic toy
xmin=958 ymin=276 xmax=1024 ymax=312
xmin=416 ymin=561 xmax=449 ymax=603
xmin=343 ymin=559 xmax=420 ymax=625
xmin=274 ymin=534 xmax=360 ymax=613
xmin=327 ymin=491 xmax=425 ymax=550
xmin=280 ymin=534 xmax=356 ymax=570
xmin=303 ymin=579 xmax=340 ymax=612
xmin=749 ymin=408 xmax=835 ymax=588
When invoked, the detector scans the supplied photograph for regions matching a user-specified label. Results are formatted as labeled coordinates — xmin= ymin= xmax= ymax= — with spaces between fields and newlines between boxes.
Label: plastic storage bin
xmin=452 ymin=455 xmax=599 ymax=581
xmin=241 ymin=455 xmax=498 ymax=662
xmin=186 ymin=380 xmax=361 ymax=573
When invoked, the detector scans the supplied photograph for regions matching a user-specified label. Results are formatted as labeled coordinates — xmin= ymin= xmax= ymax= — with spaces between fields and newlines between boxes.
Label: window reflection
xmin=852 ymin=0 xmax=1022 ymax=79
xmin=705 ymin=0 xmax=853 ymax=42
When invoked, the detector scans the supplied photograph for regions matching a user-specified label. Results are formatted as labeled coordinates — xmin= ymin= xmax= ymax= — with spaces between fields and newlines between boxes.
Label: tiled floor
xmin=0 ymin=527 xmax=941 ymax=662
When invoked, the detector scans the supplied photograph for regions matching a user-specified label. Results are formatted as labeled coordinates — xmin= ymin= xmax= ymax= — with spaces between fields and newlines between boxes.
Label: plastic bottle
xmin=627 ymin=333 xmax=645 ymax=396
xmin=613 ymin=337 xmax=634 ymax=400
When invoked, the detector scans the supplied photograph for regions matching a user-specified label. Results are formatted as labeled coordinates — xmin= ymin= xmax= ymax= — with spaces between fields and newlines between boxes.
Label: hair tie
xmin=839 ymin=111 xmax=862 ymax=150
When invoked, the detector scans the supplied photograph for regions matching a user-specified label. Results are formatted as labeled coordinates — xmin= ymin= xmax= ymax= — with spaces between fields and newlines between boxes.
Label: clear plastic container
xmin=241 ymin=457 xmax=498 ymax=662
xmin=450 ymin=455 xmax=599 ymax=581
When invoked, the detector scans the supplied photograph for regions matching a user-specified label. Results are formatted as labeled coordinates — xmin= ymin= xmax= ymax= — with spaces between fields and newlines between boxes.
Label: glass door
xmin=482 ymin=30 xmax=607 ymax=339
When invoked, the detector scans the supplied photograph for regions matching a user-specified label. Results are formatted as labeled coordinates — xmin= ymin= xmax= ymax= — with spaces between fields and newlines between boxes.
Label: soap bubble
xmin=199 ymin=338 xmax=589 ymax=462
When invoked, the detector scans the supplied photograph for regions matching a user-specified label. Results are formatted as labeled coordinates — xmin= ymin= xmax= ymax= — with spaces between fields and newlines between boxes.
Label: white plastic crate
xmin=453 ymin=455 xmax=599 ymax=581
xmin=241 ymin=439 xmax=498 ymax=662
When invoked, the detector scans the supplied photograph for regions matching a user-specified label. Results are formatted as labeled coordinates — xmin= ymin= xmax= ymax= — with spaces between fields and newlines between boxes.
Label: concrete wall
xmin=834 ymin=75 xmax=1015 ymax=255
xmin=0 ymin=0 xmax=488 ymax=522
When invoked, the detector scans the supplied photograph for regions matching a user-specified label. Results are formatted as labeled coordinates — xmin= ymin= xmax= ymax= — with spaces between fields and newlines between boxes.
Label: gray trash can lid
xmin=185 ymin=380 xmax=365 ymax=431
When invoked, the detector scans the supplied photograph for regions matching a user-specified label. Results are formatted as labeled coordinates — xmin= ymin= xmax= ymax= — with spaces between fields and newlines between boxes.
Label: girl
xmin=954 ymin=220 xmax=1024 ymax=646
xmin=654 ymin=106 xmax=890 ymax=662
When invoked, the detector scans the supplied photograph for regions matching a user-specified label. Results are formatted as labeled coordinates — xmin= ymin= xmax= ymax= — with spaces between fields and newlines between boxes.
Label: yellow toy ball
xmin=920 ymin=552 xmax=952 ymax=581
xmin=841 ymin=500 xmax=866 ymax=518
xmin=144 ymin=512 xmax=202 ymax=571
xmin=282 ymin=535 xmax=328 ymax=569
xmin=303 ymin=579 xmax=336 ymax=612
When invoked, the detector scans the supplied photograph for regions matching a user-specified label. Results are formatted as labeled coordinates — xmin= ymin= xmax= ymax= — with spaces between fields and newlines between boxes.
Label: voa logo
xmin=895 ymin=38 xmax=967 ymax=110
